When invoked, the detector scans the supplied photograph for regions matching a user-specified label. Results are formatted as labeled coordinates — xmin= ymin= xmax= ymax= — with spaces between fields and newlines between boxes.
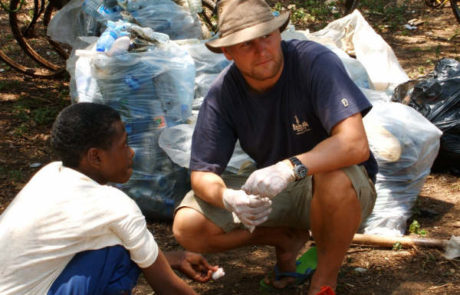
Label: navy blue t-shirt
xmin=190 ymin=39 xmax=378 ymax=182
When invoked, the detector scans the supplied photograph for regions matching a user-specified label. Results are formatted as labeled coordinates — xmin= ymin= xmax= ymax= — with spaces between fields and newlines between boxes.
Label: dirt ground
xmin=0 ymin=1 xmax=459 ymax=294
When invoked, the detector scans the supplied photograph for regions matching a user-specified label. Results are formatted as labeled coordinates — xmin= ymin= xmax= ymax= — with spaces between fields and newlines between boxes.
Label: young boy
xmin=0 ymin=102 xmax=217 ymax=294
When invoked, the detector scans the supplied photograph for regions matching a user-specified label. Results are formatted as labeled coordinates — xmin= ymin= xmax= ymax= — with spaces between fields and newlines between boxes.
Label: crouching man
xmin=172 ymin=0 xmax=378 ymax=294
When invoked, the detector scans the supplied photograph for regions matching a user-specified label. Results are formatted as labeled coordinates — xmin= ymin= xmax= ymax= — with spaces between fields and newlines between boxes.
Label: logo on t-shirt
xmin=292 ymin=115 xmax=310 ymax=135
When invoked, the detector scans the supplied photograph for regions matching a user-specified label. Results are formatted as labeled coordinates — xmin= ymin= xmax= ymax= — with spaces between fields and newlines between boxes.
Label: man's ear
xmin=86 ymin=147 xmax=103 ymax=168
xmin=221 ymin=47 xmax=233 ymax=61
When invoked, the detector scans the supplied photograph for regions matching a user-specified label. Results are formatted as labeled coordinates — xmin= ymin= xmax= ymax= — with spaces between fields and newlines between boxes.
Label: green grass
xmin=418 ymin=66 xmax=426 ymax=75
xmin=32 ymin=107 xmax=59 ymax=125
xmin=0 ymin=80 xmax=21 ymax=92
xmin=409 ymin=220 xmax=427 ymax=236
xmin=4 ymin=33 xmax=14 ymax=41
xmin=13 ymin=123 xmax=29 ymax=136
xmin=11 ymin=95 xmax=67 ymax=128
xmin=0 ymin=166 xmax=25 ymax=182
xmin=8 ymin=169 xmax=24 ymax=182
xmin=435 ymin=45 xmax=441 ymax=58
xmin=392 ymin=242 xmax=402 ymax=251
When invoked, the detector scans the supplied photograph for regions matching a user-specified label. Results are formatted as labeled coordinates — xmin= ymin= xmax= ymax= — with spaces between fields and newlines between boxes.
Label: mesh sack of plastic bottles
xmin=178 ymin=40 xmax=231 ymax=112
xmin=81 ymin=0 xmax=202 ymax=40
xmin=90 ymin=34 xmax=196 ymax=220
xmin=126 ymin=0 xmax=202 ymax=40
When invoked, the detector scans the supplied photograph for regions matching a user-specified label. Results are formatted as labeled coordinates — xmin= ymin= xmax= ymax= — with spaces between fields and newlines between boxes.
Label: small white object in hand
xmin=212 ymin=267 xmax=225 ymax=280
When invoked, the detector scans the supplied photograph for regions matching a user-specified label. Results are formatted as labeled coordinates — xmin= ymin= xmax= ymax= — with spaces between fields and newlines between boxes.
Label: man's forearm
xmin=191 ymin=171 xmax=227 ymax=208
xmin=296 ymin=113 xmax=370 ymax=174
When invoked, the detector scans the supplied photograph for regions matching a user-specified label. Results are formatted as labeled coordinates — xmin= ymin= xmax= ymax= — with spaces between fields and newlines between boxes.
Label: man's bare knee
xmin=173 ymin=208 xmax=204 ymax=249
xmin=313 ymin=170 xmax=358 ymax=210
xmin=173 ymin=207 xmax=221 ymax=252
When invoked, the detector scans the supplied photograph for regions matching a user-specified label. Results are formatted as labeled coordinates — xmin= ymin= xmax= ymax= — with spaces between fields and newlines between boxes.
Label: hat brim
xmin=205 ymin=11 xmax=290 ymax=54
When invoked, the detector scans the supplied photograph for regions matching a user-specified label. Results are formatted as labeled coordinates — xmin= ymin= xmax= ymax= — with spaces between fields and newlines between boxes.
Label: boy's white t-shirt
xmin=0 ymin=162 xmax=158 ymax=295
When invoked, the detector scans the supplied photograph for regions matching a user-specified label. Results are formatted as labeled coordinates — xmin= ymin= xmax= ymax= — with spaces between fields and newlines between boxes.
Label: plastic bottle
xmin=96 ymin=31 xmax=118 ymax=52
xmin=187 ymin=0 xmax=202 ymax=14
xmin=96 ymin=21 xmax=116 ymax=52
xmin=82 ymin=0 xmax=103 ymax=19
xmin=126 ymin=0 xmax=149 ymax=12
xmin=96 ymin=21 xmax=129 ymax=52
xmin=82 ymin=0 xmax=121 ymax=21
xmin=124 ymin=74 xmax=140 ymax=90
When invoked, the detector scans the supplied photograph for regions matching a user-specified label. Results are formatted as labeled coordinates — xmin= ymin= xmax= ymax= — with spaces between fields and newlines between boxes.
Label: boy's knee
xmin=49 ymin=246 xmax=139 ymax=295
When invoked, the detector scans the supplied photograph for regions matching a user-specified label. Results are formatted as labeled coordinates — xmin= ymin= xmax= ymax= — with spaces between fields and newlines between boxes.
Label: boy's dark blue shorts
xmin=48 ymin=245 xmax=141 ymax=295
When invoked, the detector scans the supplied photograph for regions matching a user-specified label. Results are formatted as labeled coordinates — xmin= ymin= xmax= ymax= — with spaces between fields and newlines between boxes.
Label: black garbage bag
xmin=392 ymin=58 xmax=460 ymax=175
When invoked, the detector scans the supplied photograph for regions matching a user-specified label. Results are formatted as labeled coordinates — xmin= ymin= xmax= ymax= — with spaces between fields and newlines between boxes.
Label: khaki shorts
xmin=175 ymin=165 xmax=376 ymax=232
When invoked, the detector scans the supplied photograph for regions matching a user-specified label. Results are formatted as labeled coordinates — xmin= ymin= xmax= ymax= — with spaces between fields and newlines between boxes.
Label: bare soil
xmin=0 ymin=1 xmax=459 ymax=294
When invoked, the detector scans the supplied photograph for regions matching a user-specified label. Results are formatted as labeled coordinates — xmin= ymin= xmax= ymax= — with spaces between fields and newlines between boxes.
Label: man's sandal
xmin=259 ymin=246 xmax=317 ymax=291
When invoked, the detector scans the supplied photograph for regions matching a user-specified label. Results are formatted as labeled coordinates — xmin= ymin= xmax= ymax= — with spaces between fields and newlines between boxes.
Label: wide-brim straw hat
xmin=205 ymin=0 xmax=290 ymax=53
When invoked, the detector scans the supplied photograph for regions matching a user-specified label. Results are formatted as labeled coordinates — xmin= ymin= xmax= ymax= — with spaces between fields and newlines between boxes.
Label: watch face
xmin=295 ymin=165 xmax=307 ymax=179
xmin=289 ymin=157 xmax=307 ymax=180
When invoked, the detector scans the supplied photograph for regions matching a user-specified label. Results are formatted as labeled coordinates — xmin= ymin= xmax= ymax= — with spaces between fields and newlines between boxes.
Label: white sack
xmin=362 ymin=101 xmax=442 ymax=236
xmin=283 ymin=10 xmax=409 ymax=92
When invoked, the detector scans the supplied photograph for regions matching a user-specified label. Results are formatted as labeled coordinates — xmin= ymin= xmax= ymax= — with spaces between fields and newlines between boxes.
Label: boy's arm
xmin=141 ymin=250 xmax=197 ymax=295
xmin=165 ymin=250 xmax=218 ymax=282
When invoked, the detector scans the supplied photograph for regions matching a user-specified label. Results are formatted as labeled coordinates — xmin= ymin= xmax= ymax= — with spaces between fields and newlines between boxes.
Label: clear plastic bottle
xmin=124 ymin=74 xmax=140 ymax=90
xmin=96 ymin=31 xmax=118 ymax=52
xmin=187 ymin=0 xmax=202 ymax=14
xmin=82 ymin=0 xmax=122 ymax=21
xmin=96 ymin=21 xmax=129 ymax=52
xmin=126 ymin=0 xmax=149 ymax=12
xmin=82 ymin=0 xmax=103 ymax=19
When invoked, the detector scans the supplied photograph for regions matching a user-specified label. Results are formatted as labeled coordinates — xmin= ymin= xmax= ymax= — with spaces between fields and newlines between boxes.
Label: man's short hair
xmin=51 ymin=103 xmax=121 ymax=168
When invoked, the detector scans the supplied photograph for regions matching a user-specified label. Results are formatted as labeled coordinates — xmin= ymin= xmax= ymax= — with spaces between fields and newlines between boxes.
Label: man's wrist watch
xmin=288 ymin=156 xmax=308 ymax=180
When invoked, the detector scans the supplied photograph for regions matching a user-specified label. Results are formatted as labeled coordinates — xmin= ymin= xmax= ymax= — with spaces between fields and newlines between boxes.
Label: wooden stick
xmin=352 ymin=233 xmax=447 ymax=249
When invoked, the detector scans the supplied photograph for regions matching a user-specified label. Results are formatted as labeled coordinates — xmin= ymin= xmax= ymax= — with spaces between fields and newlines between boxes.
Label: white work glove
xmin=242 ymin=161 xmax=295 ymax=199
xmin=222 ymin=188 xmax=272 ymax=231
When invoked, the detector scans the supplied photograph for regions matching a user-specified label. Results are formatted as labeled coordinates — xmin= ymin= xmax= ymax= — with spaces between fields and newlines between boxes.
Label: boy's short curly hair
xmin=51 ymin=103 xmax=121 ymax=168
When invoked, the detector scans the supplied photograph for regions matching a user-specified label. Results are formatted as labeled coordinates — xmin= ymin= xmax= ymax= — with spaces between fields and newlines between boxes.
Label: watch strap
xmin=289 ymin=156 xmax=302 ymax=167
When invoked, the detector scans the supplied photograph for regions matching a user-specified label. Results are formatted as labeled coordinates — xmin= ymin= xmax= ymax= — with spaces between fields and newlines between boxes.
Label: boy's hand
xmin=166 ymin=251 xmax=218 ymax=282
